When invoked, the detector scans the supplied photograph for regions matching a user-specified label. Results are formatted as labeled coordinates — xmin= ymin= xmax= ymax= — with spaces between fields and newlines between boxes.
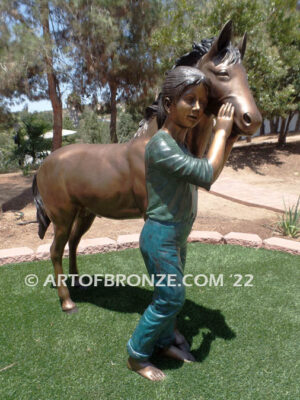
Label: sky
xmin=9 ymin=85 xmax=70 ymax=113
xmin=10 ymin=99 xmax=53 ymax=113
xmin=8 ymin=86 xmax=103 ymax=114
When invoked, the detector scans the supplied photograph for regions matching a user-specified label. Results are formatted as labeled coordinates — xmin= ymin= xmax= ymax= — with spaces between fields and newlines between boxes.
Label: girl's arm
xmin=206 ymin=103 xmax=237 ymax=183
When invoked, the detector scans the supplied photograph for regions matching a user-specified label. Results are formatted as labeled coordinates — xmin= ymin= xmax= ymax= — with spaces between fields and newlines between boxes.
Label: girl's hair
xmin=157 ymin=66 xmax=209 ymax=129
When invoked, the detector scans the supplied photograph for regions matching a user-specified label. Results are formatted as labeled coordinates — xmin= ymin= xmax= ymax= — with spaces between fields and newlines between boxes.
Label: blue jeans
xmin=127 ymin=217 xmax=194 ymax=360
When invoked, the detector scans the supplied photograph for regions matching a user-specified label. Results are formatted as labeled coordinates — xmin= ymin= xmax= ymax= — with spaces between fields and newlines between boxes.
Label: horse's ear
xmin=217 ymin=20 xmax=233 ymax=51
xmin=207 ymin=20 xmax=233 ymax=57
xmin=237 ymin=32 xmax=247 ymax=59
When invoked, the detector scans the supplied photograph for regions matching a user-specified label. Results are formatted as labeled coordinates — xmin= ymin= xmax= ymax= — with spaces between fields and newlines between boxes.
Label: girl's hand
xmin=215 ymin=103 xmax=235 ymax=139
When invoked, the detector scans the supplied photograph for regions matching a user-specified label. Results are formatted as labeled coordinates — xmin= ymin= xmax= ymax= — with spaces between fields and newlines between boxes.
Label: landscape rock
xmin=188 ymin=231 xmax=224 ymax=244
xmin=224 ymin=232 xmax=262 ymax=248
xmin=263 ymin=237 xmax=300 ymax=255
xmin=0 ymin=247 xmax=35 ymax=266
xmin=117 ymin=234 xmax=140 ymax=250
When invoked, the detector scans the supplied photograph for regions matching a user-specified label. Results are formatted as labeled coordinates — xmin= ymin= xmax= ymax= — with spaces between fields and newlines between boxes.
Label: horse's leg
xmin=68 ymin=209 xmax=96 ymax=283
xmin=50 ymin=212 xmax=77 ymax=313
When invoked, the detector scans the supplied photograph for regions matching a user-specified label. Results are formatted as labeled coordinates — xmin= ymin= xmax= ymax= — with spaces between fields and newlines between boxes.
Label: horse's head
xmin=138 ymin=21 xmax=262 ymax=139
xmin=199 ymin=21 xmax=262 ymax=135
xmin=177 ymin=21 xmax=262 ymax=136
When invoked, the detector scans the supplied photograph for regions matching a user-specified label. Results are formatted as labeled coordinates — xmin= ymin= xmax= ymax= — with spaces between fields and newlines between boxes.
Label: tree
xmin=13 ymin=111 xmax=52 ymax=166
xmin=0 ymin=1 xmax=70 ymax=151
xmin=66 ymin=91 xmax=82 ymax=127
xmin=117 ymin=109 xmax=138 ymax=142
xmin=40 ymin=1 xmax=63 ymax=150
xmin=265 ymin=0 xmax=300 ymax=145
xmin=0 ymin=4 xmax=47 ymax=112
xmin=77 ymin=109 xmax=109 ymax=144
xmin=63 ymin=0 xmax=162 ymax=143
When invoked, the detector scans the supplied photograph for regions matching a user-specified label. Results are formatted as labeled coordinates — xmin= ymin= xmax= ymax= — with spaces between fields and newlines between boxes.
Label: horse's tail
xmin=32 ymin=174 xmax=51 ymax=239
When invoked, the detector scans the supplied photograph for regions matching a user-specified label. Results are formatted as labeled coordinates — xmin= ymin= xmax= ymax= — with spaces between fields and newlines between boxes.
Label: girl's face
xmin=166 ymin=83 xmax=208 ymax=129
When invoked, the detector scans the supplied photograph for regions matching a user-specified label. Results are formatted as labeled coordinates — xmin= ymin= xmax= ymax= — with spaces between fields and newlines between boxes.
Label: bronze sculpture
xmin=32 ymin=21 xmax=262 ymax=314
xmin=127 ymin=66 xmax=235 ymax=381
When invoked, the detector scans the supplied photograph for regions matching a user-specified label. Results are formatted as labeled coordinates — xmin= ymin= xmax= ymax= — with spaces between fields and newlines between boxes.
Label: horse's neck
xmin=185 ymin=114 xmax=214 ymax=157
xmin=133 ymin=116 xmax=158 ymax=141
xmin=132 ymin=113 xmax=214 ymax=158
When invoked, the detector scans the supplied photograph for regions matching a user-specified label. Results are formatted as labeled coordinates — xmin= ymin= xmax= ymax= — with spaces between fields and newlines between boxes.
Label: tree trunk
xmin=277 ymin=117 xmax=287 ymax=147
xmin=109 ymin=81 xmax=118 ymax=143
xmin=260 ymin=119 xmax=265 ymax=136
xmin=284 ymin=112 xmax=294 ymax=136
xmin=275 ymin=116 xmax=280 ymax=133
xmin=270 ymin=118 xmax=275 ymax=133
xmin=48 ymin=72 xmax=63 ymax=151
xmin=31 ymin=148 xmax=36 ymax=164
xmin=295 ymin=112 xmax=300 ymax=132
xmin=41 ymin=2 xmax=62 ymax=151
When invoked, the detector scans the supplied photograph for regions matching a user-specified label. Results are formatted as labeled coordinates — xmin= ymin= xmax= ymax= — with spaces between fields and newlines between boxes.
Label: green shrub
xmin=0 ymin=130 xmax=19 ymax=173
xmin=0 ymin=147 xmax=20 ymax=173
xmin=117 ymin=111 xmax=138 ymax=142
xmin=63 ymin=115 xmax=76 ymax=130
xmin=77 ymin=109 xmax=109 ymax=144
xmin=13 ymin=111 xmax=52 ymax=167
xmin=276 ymin=197 xmax=300 ymax=238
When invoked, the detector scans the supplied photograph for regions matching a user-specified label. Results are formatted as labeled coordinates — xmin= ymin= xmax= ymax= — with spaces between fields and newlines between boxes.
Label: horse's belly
xmin=85 ymin=192 xmax=142 ymax=219
xmin=66 ymin=167 xmax=142 ymax=218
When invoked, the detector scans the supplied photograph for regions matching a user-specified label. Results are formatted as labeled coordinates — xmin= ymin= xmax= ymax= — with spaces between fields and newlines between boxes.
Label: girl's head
xmin=157 ymin=66 xmax=209 ymax=129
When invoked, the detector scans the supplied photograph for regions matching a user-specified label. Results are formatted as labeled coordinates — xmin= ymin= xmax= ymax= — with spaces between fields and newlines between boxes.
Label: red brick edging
xmin=0 ymin=231 xmax=299 ymax=266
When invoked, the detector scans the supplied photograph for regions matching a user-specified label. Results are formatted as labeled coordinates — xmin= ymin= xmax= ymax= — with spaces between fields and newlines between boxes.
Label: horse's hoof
xmin=63 ymin=306 xmax=78 ymax=314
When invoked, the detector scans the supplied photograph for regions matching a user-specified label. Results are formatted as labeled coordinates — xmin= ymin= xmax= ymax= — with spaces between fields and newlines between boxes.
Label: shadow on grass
xmin=66 ymin=278 xmax=235 ymax=368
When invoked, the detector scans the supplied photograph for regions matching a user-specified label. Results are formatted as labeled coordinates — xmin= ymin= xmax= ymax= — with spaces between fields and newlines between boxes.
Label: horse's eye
xmin=216 ymin=70 xmax=229 ymax=78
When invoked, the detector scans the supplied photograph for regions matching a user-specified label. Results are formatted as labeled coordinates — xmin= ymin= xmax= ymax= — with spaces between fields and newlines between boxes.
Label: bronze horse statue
xmin=33 ymin=21 xmax=262 ymax=313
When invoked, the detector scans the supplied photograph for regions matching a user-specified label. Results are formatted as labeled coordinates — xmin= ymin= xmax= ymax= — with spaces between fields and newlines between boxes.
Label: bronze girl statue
xmin=127 ymin=66 xmax=236 ymax=381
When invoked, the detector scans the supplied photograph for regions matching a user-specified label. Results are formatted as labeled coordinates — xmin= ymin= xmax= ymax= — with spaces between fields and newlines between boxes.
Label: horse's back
xmin=42 ymin=143 xmax=124 ymax=164
xmin=38 ymin=142 xmax=128 ymax=180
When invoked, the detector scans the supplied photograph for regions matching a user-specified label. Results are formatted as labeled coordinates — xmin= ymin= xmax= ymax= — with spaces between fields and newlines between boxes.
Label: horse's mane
xmin=134 ymin=36 xmax=241 ymax=138
xmin=174 ymin=38 xmax=215 ymax=67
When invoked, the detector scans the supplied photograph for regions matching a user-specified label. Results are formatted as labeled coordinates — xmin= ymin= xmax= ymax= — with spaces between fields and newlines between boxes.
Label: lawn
xmin=0 ymin=244 xmax=299 ymax=400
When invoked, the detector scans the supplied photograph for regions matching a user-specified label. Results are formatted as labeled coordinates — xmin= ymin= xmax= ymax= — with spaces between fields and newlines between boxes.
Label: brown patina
xmin=33 ymin=21 xmax=262 ymax=312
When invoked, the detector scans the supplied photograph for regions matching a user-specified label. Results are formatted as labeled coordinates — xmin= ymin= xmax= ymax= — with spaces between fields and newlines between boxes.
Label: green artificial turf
xmin=0 ymin=244 xmax=299 ymax=400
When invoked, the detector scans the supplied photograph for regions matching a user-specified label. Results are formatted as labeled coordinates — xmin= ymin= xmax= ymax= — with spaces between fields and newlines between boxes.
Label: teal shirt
xmin=145 ymin=130 xmax=213 ymax=222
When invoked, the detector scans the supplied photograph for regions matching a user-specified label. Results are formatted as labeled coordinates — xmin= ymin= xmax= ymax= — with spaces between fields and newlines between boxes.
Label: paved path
xmin=210 ymin=176 xmax=299 ymax=212
xmin=210 ymin=133 xmax=300 ymax=212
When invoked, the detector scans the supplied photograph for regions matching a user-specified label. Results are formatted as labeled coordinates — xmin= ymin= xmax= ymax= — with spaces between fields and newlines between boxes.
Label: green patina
xmin=145 ymin=130 xmax=213 ymax=222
